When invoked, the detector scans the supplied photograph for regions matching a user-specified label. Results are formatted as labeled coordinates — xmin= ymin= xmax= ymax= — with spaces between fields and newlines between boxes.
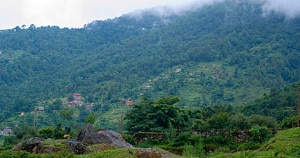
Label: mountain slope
xmin=0 ymin=0 xmax=299 ymax=128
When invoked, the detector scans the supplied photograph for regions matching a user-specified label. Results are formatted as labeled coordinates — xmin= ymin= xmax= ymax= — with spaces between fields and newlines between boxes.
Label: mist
xmin=128 ymin=0 xmax=300 ymax=20
xmin=262 ymin=0 xmax=300 ymax=18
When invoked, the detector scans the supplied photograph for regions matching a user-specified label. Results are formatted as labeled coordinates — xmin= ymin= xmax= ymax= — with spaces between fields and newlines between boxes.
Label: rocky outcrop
xmin=77 ymin=124 xmax=101 ymax=144
xmin=12 ymin=124 xmax=132 ymax=155
xmin=76 ymin=124 xmax=132 ymax=148
xmin=66 ymin=140 xmax=90 ymax=154
xmin=39 ymin=145 xmax=61 ymax=154
xmin=12 ymin=137 xmax=44 ymax=153
xmin=96 ymin=130 xmax=132 ymax=148
xmin=135 ymin=148 xmax=176 ymax=158
xmin=135 ymin=148 xmax=162 ymax=158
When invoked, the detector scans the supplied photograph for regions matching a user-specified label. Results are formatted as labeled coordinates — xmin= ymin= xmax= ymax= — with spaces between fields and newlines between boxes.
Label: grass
xmin=210 ymin=127 xmax=300 ymax=157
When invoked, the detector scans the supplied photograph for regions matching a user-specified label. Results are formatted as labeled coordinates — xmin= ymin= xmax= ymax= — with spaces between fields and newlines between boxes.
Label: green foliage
xmin=121 ymin=134 xmax=136 ymax=146
xmin=249 ymin=125 xmax=272 ymax=144
xmin=38 ymin=126 xmax=54 ymax=139
xmin=14 ymin=124 xmax=37 ymax=140
xmin=165 ymin=121 xmax=177 ymax=145
xmin=86 ymin=148 xmax=136 ymax=158
xmin=206 ymin=112 xmax=230 ymax=129
xmin=58 ymin=108 xmax=74 ymax=122
xmin=248 ymin=115 xmax=278 ymax=129
xmin=228 ymin=113 xmax=251 ymax=130
xmin=172 ymin=132 xmax=191 ymax=147
xmin=279 ymin=116 xmax=298 ymax=129
xmin=182 ymin=143 xmax=194 ymax=157
xmin=212 ymin=127 xmax=300 ymax=157
xmin=125 ymin=96 xmax=190 ymax=134
xmin=84 ymin=113 xmax=97 ymax=124
xmin=237 ymin=142 xmax=261 ymax=151
xmin=0 ymin=150 xmax=32 ymax=158
xmin=53 ymin=123 xmax=65 ymax=139
xmin=0 ymin=0 xmax=299 ymax=132
xmin=203 ymin=134 xmax=234 ymax=149
xmin=2 ymin=136 xmax=18 ymax=149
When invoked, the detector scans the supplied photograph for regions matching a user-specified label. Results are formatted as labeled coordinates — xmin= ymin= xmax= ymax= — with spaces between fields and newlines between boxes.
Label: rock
xmin=66 ymin=139 xmax=90 ymax=154
xmin=39 ymin=145 xmax=61 ymax=154
xmin=77 ymin=124 xmax=132 ymax=148
xmin=135 ymin=148 xmax=162 ymax=158
xmin=77 ymin=124 xmax=101 ymax=144
xmin=13 ymin=137 xmax=44 ymax=154
xmin=96 ymin=130 xmax=133 ymax=148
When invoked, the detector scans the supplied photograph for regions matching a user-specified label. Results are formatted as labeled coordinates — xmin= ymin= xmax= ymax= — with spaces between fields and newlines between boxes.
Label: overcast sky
xmin=0 ymin=0 xmax=198 ymax=30
xmin=0 ymin=0 xmax=299 ymax=30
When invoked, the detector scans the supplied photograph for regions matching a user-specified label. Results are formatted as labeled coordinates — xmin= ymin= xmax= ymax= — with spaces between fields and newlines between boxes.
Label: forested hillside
xmin=0 ymin=0 xmax=299 ymax=129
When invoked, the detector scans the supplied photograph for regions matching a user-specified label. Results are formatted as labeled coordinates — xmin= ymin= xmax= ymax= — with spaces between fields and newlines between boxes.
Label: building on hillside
xmin=73 ymin=93 xmax=81 ymax=102
xmin=125 ymin=100 xmax=134 ymax=106
xmin=37 ymin=107 xmax=44 ymax=112
xmin=175 ymin=68 xmax=182 ymax=73
xmin=0 ymin=127 xmax=13 ymax=136
xmin=67 ymin=93 xmax=83 ymax=107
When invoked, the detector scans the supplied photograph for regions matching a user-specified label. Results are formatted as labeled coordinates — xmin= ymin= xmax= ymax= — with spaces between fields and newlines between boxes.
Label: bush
xmin=238 ymin=142 xmax=261 ymax=151
xmin=249 ymin=125 xmax=272 ymax=144
xmin=172 ymin=132 xmax=191 ymax=147
xmin=122 ymin=134 xmax=136 ymax=146
xmin=279 ymin=116 xmax=297 ymax=129
xmin=3 ymin=136 xmax=19 ymax=148
xmin=0 ymin=150 xmax=31 ymax=158
xmin=248 ymin=115 xmax=278 ymax=129
xmin=39 ymin=127 xmax=55 ymax=139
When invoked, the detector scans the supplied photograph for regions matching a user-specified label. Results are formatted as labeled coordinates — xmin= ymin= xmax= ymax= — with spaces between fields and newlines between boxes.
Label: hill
xmin=0 ymin=0 xmax=299 ymax=129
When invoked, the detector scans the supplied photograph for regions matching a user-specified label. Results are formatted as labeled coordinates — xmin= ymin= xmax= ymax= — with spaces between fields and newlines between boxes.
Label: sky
xmin=0 ymin=0 xmax=299 ymax=30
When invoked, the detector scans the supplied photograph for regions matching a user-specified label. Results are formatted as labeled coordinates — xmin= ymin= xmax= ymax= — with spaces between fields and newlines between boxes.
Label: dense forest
xmin=0 ymin=0 xmax=299 ymax=132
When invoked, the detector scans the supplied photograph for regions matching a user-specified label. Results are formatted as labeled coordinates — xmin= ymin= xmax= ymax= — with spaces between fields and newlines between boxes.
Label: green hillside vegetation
xmin=211 ymin=127 xmax=300 ymax=158
xmin=0 ymin=0 xmax=299 ymax=146
xmin=0 ymin=1 xmax=300 ymax=131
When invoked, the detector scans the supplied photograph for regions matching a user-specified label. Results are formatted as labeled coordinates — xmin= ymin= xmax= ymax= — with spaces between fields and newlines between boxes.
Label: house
xmin=2 ymin=127 xmax=13 ymax=136
xmin=67 ymin=93 xmax=83 ymax=107
xmin=125 ymin=101 xmax=134 ymax=106
xmin=37 ymin=107 xmax=44 ymax=112
xmin=175 ymin=68 xmax=182 ymax=73
xmin=73 ymin=93 xmax=81 ymax=101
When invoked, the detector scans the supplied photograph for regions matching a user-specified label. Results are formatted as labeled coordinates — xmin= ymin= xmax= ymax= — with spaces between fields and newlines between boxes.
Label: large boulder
xmin=39 ymin=145 xmax=61 ymax=154
xmin=77 ymin=124 xmax=101 ymax=144
xmin=12 ymin=137 xmax=44 ymax=154
xmin=76 ymin=124 xmax=132 ymax=148
xmin=66 ymin=140 xmax=90 ymax=154
xmin=96 ymin=130 xmax=132 ymax=148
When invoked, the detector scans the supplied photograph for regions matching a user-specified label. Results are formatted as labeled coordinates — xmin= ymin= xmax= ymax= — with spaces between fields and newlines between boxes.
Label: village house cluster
xmin=67 ymin=93 xmax=83 ymax=107
xmin=0 ymin=127 xmax=13 ymax=136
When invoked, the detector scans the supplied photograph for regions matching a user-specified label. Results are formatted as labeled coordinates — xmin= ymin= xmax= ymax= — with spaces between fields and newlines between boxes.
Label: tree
xmin=58 ymin=108 xmax=74 ymax=124
xmin=249 ymin=125 xmax=272 ymax=144
xmin=125 ymin=96 xmax=190 ymax=134
xmin=54 ymin=122 xmax=65 ymax=139
xmin=84 ymin=113 xmax=97 ymax=124
xmin=14 ymin=124 xmax=37 ymax=140
xmin=228 ymin=113 xmax=251 ymax=130
xmin=38 ymin=126 xmax=54 ymax=139
xmin=206 ymin=112 xmax=230 ymax=129
xmin=248 ymin=115 xmax=278 ymax=129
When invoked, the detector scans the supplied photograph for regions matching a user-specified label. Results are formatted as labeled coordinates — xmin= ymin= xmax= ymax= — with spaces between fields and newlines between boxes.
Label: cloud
xmin=126 ymin=0 xmax=226 ymax=19
xmin=1 ymin=0 xmax=299 ymax=30
xmin=261 ymin=0 xmax=300 ymax=18
xmin=0 ymin=0 xmax=199 ymax=29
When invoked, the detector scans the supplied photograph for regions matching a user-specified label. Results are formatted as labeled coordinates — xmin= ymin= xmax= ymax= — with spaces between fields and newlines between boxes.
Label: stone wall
xmin=133 ymin=129 xmax=278 ymax=144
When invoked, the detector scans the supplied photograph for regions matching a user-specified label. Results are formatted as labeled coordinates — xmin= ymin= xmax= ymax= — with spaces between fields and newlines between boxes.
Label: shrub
xmin=249 ymin=125 xmax=272 ymax=144
xmin=238 ymin=142 xmax=261 ymax=151
xmin=172 ymin=132 xmax=191 ymax=147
